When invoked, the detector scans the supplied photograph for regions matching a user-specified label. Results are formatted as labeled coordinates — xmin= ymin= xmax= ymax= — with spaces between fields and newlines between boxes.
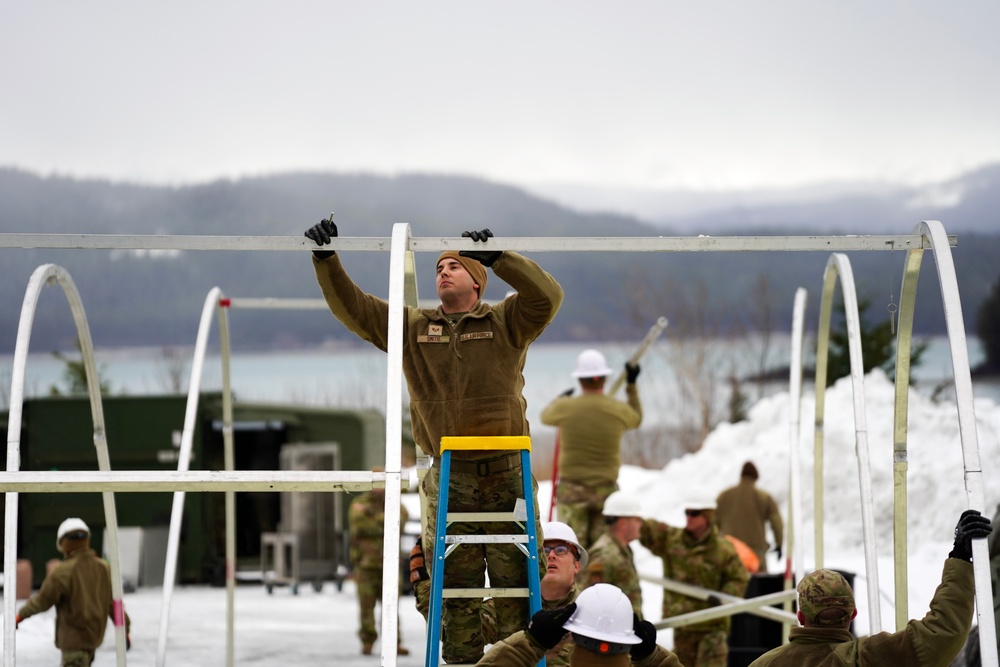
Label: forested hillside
xmin=1 ymin=168 xmax=997 ymax=353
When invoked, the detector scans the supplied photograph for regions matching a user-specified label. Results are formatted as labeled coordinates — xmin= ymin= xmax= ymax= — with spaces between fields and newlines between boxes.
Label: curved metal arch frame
xmin=891 ymin=220 xmax=997 ymax=665
xmin=156 ymin=286 xmax=237 ymax=667
xmin=3 ymin=264 xmax=129 ymax=667
xmin=813 ymin=253 xmax=882 ymax=632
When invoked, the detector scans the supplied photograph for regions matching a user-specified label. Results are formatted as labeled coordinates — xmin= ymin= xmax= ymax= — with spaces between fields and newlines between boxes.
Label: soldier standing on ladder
xmin=305 ymin=220 xmax=563 ymax=664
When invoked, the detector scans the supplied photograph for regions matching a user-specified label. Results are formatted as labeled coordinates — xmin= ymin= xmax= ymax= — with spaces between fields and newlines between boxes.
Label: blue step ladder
xmin=424 ymin=436 xmax=544 ymax=666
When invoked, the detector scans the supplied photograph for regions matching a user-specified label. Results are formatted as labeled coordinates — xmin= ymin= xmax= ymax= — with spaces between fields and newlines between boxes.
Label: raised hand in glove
xmin=625 ymin=362 xmax=641 ymax=384
xmin=560 ymin=388 xmax=574 ymax=398
xmin=304 ymin=218 xmax=337 ymax=259
xmin=706 ymin=594 xmax=723 ymax=607
xmin=459 ymin=228 xmax=502 ymax=267
xmin=774 ymin=545 xmax=783 ymax=560
xmin=949 ymin=509 xmax=992 ymax=562
xmin=527 ymin=603 xmax=576 ymax=650
xmin=630 ymin=615 xmax=658 ymax=661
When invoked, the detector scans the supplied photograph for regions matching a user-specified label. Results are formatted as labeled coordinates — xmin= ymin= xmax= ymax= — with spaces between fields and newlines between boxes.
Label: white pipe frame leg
xmin=783 ymin=287 xmax=808 ymax=642
xmin=891 ymin=221 xmax=997 ymax=666
xmin=813 ymin=253 xmax=882 ymax=632
xmin=3 ymin=264 xmax=129 ymax=667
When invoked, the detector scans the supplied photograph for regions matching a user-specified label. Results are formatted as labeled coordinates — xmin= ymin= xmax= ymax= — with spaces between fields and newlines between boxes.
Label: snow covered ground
xmin=5 ymin=368 xmax=998 ymax=665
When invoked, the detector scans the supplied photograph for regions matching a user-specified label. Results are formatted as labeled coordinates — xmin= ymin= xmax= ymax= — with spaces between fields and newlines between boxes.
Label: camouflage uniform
xmin=581 ymin=532 xmax=642 ymax=618
xmin=639 ymin=519 xmax=749 ymax=667
xmin=541 ymin=385 xmax=642 ymax=547
xmin=481 ymin=584 xmax=579 ymax=666
xmin=750 ymin=561 xmax=976 ymax=666
xmin=314 ymin=248 xmax=563 ymax=664
xmin=348 ymin=489 xmax=409 ymax=650
xmin=422 ymin=463 xmax=547 ymax=663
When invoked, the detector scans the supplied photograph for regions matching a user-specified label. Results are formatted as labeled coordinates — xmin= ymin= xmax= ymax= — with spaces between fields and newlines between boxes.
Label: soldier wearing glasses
xmin=483 ymin=521 xmax=587 ymax=667
xmin=639 ymin=498 xmax=749 ymax=667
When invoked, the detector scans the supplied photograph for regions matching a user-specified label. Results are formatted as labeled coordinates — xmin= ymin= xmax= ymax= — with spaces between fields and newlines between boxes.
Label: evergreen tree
xmin=826 ymin=294 xmax=926 ymax=386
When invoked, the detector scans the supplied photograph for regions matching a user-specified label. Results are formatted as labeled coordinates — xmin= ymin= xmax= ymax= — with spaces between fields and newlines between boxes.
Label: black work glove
xmin=526 ymin=603 xmax=576 ymax=650
xmin=625 ymin=362 xmax=641 ymax=384
xmin=949 ymin=509 xmax=992 ymax=562
xmin=560 ymin=388 xmax=574 ymax=398
xmin=304 ymin=218 xmax=337 ymax=260
xmin=630 ymin=615 xmax=657 ymax=660
xmin=774 ymin=545 xmax=783 ymax=560
xmin=126 ymin=634 xmax=132 ymax=651
xmin=459 ymin=228 xmax=502 ymax=267
xmin=706 ymin=594 xmax=723 ymax=607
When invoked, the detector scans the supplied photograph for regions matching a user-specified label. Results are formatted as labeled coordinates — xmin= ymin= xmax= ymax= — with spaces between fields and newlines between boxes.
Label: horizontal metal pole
xmin=641 ymin=574 xmax=798 ymax=625
xmin=0 ymin=470 xmax=416 ymax=493
xmin=224 ymin=297 xmax=329 ymax=310
xmin=0 ymin=233 xmax=952 ymax=252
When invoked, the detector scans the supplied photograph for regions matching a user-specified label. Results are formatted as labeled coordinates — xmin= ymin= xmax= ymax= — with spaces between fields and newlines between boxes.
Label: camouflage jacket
xmin=348 ymin=490 xmax=409 ymax=570
xmin=476 ymin=630 xmax=682 ymax=667
xmin=639 ymin=519 xmax=749 ymax=632
xmin=581 ymin=532 xmax=642 ymax=618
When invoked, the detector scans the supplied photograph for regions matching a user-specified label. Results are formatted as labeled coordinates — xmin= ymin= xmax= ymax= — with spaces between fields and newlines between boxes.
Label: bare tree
xmin=156 ymin=346 xmax=190 ymax=394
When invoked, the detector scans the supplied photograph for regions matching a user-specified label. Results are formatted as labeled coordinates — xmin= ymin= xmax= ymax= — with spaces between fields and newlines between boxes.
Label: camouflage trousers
xmin=673 ymin=628 xmax=729 ymax=667
xmin=356 ymin=566 xmax=402 ymax=646
xmin=555 ymin=480 xmax=618 ymax=548
xmin=61 ymin=650 xmax=96 ymax=667
xmin=422 ymin=460 xmax=545 ymax=664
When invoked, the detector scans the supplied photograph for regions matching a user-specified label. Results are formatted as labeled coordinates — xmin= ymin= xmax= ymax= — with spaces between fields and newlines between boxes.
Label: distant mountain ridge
xmin=527 ymin=163 xmax=1000 ymax=234
xmin=1 ymin=167 xmax=997 ymax=354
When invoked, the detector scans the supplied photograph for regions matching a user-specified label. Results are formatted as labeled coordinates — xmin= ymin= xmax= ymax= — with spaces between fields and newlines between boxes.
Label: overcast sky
xmin=4 ymin=2 xmax=1000 ymax=192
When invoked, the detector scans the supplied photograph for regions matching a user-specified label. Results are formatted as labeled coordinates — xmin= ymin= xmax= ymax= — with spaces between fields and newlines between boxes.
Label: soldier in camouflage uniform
xmin=541 ymin=350 xmax=641 ymax=548
xmin=750 ymin=510 xmax=992 ymax=667
xmin=581 ymin=491 xmax=643 ymax=618
xmin=306 ymin=221 xmax=562 ymax=663
xmin=639 ymin=497 xmax=749 ymax=667
xmin=348 ymin=486 xmax=410 ymax=656
xmin=482 ymin=521 xmax=587 ymax=667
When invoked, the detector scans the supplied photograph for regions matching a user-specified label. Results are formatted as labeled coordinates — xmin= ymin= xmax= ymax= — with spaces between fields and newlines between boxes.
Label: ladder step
xmin=446 ymin=511 xmax=525 ymax=522
xmin=444 ymin=534 xmax=528 ymax=545
xmin=443 ymin=587 xmax=530 ymax=598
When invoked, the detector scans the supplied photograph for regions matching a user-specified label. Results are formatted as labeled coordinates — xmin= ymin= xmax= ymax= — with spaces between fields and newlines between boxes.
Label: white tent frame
xmin=1 ymin=223 xmax=995 ymax=666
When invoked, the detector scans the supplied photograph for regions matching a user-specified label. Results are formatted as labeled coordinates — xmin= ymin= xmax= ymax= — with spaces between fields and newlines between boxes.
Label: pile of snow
xmin=604 ymin=368 xmax=1000 ymax=634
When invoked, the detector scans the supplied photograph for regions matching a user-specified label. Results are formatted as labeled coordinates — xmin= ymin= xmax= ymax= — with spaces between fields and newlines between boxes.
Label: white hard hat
xmin=685 ymin=497 xmax=717 ymax=511
xmin=56 ymin=518 xmax=90 ymax=549
xmin=562 ymin=583 xmax=641 ymax=645
xmin=572 ymin=349 xmax=613 ymax=378
xmin=542 ymin=521 xmax=589 ymax=569
xmin=602 ymin=491 xmax=642 ymax=518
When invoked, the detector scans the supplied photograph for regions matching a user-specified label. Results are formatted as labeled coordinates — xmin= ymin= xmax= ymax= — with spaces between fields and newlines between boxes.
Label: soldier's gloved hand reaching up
xmin=304 ymin=218 xmax=337 ymax=259
xmin=948 ymin=509 xmax=992 ymax=562
xmin=460 ymin=228 xmax=503 ymax=267
xmin=625 ymin=362 xmax=641 ymax=384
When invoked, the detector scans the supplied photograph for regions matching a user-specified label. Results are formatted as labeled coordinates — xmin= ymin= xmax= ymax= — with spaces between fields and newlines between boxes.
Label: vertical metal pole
xmin=217 ymin=297 xmax=236 ymax=667
xmin=785 ymin=287 xmax=807 ymax=642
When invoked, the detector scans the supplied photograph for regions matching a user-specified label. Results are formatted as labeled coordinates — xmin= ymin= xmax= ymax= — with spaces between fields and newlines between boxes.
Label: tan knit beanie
xmin=437 ymin=251 xmax=487 ymax=297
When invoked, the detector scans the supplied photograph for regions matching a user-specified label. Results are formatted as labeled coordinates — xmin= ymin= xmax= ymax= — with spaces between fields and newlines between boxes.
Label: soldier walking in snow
xmin=715 ymin=461 xmax=784 ymax=572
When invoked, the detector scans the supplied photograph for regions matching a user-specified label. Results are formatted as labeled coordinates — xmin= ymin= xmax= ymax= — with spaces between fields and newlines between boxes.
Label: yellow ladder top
xmin=439 ymin=436 xmax=532 ymax=452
